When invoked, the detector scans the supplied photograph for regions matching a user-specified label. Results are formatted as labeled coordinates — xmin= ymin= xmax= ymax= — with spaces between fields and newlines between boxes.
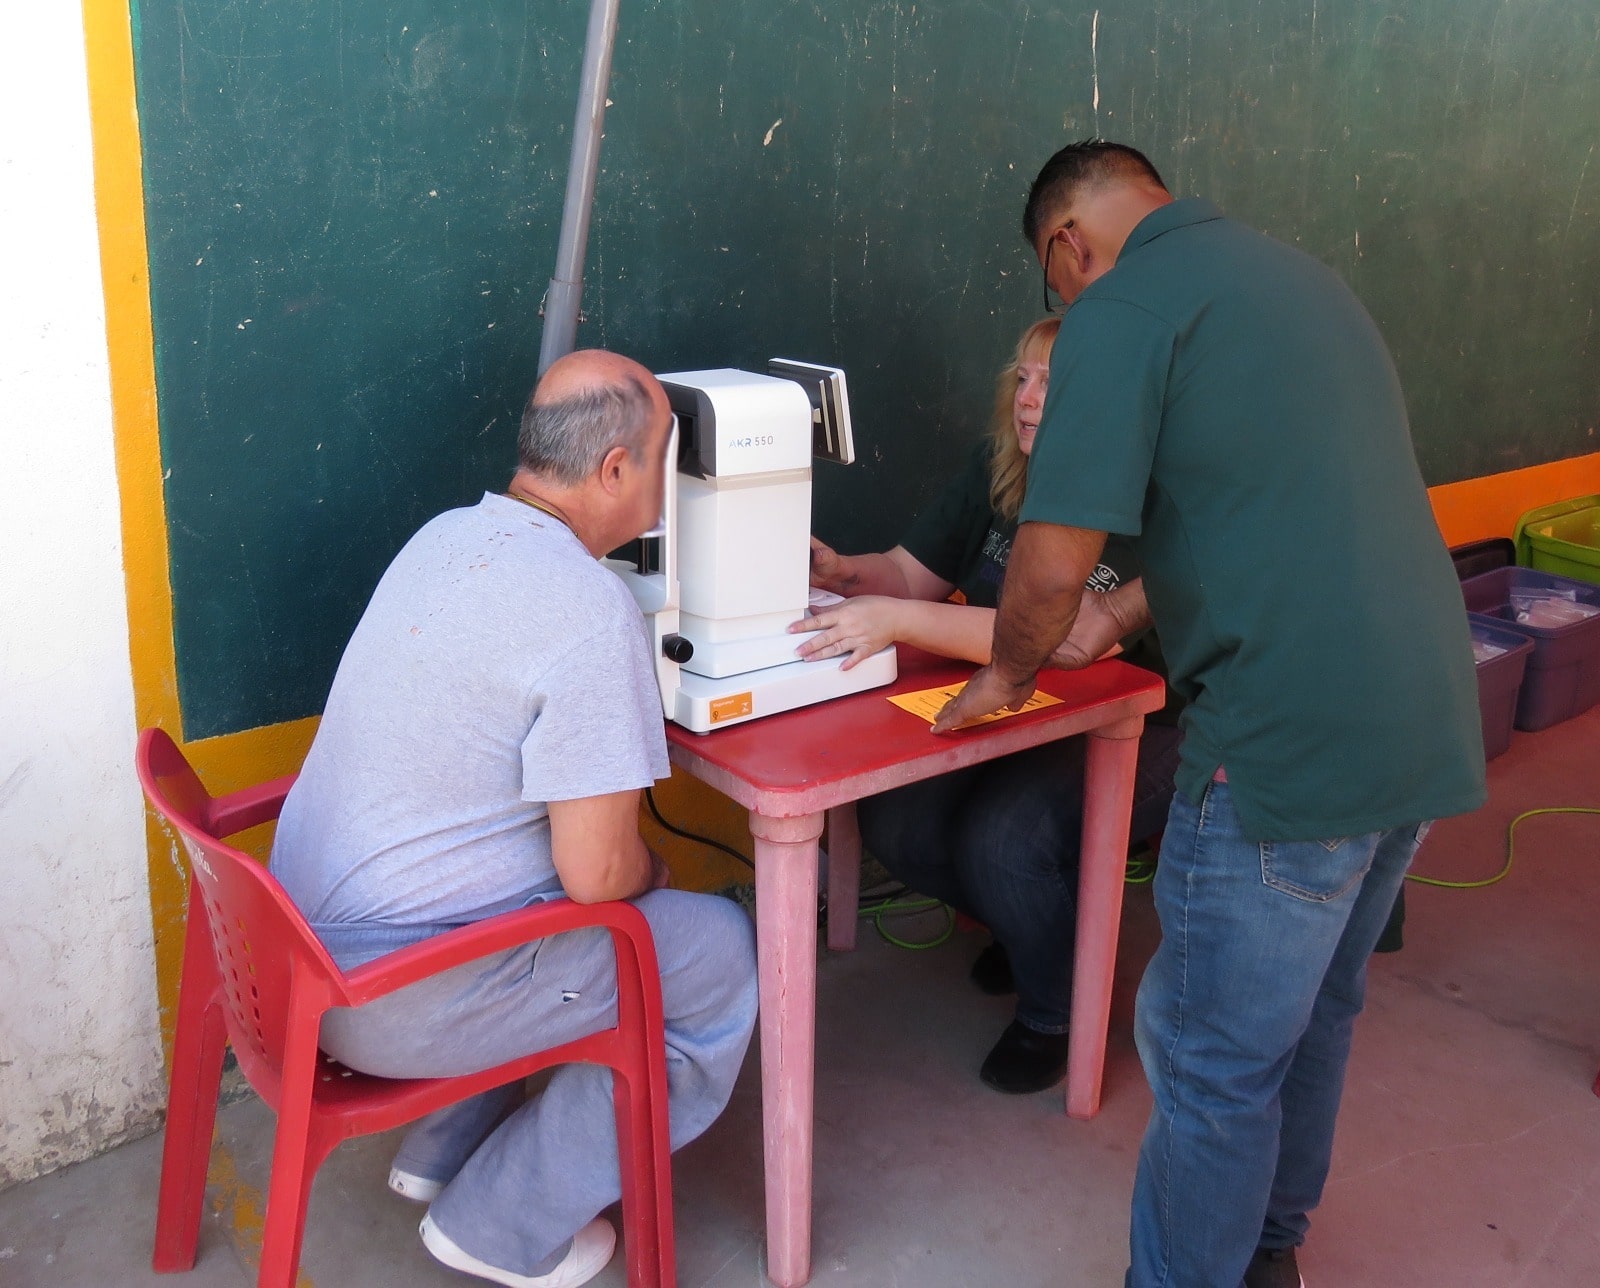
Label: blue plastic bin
xmin=1467 ymin=619 xmax=1533 ymax=759
xmin=1459 ymin=568 xmax=1600 ymax=730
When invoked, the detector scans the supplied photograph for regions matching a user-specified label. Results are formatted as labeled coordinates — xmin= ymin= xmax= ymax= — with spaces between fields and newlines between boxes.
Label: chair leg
xmin=609 ymin=926 xmax=676 ymax=1288
xmin=153 ymin=1002 xmax=228 ymax=1272
xmin=154 ymin=903 xmax=230 ymax=1275
xmin=254 ymin=1020 xmax=331 ymax=1288
xmin=645 ymin=1069 xmax=676 ymax=1288
xmin=613 ymin=1063 xmax=664 ymax=1288
xmin=254 ymin=1121 xmax=334 ymax=1288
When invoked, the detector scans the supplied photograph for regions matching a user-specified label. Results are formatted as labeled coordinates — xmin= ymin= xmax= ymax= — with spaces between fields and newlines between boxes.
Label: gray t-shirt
xmin=270 ymin=492 xmax=669 ymax=966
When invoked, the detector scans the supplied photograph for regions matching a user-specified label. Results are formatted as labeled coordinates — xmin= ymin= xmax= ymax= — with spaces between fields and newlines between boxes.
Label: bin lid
xmin=1513 ymin=494 xmax=1600 ymax=565
xmin=1450 ymin=537 xmax=1515 ymax=582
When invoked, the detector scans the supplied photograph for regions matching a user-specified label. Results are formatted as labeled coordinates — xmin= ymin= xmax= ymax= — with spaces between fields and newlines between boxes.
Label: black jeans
xmin=858 ymin=725 xmax=1184 ymax=1032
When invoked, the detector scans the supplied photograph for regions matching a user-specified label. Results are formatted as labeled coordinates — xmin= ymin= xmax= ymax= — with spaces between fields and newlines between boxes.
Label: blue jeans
xmin=858 ymin=726 xmax=1183 ymax=1033
xmin=1127 ymin=780 xmax=1427 ymax=1287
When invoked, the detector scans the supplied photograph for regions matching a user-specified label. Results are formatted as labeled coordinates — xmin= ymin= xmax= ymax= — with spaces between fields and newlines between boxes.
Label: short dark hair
xmin=1022 ymin=140 xmax=1168 ymax=247
xmin=516 ymin=374 xmax=655 ymax=483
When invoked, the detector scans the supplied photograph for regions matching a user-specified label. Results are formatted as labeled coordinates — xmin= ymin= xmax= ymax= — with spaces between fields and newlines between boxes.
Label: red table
xmin=664 ymin=647 xmax=1166 ymax=1287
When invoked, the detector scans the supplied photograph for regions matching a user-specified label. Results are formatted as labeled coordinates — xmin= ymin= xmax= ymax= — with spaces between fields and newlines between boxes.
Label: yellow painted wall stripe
xmin=81 ymin=0 xmax=172 ymax=736
xmin=80 ymin=0 xmax=193 ymax=1038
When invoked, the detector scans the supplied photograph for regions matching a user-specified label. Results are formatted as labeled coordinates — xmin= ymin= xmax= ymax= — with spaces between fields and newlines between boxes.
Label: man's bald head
xmin=518 ymin=349 xmax=669 ymax=484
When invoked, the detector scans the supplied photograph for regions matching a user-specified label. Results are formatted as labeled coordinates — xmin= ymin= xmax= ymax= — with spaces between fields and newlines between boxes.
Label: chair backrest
xmin=137 ymin=728 xmax=346 ymax=1094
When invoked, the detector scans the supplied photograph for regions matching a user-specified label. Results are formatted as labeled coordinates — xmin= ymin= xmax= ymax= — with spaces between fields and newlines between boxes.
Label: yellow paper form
xmin=888 ymin=682 xmax=1065 ymax=727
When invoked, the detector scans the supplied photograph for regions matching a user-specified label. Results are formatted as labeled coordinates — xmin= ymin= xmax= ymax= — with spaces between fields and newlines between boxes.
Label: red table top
xmin=664 ymin=647 xmax=1167 ymax=817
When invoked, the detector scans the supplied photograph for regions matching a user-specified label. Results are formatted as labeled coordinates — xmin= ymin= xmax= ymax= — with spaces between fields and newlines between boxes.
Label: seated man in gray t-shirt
xmin=270 ymin=349 xmax=757 ymax=1288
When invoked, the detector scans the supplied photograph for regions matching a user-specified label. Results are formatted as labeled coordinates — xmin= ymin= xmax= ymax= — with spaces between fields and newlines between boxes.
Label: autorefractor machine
xmin=605 ymin=361 xmax=897 ymax=732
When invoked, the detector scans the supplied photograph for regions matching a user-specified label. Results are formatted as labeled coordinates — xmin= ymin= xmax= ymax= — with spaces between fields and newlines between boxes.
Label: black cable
xmin=644 ymin=787 xmax=754 ymax=869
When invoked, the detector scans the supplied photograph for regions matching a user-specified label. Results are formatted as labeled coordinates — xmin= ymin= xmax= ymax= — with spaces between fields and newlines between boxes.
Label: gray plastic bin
xmin=1467 ymin=619 xmax=1534 ymax=759
xmin=1460 ymin=568 xmax=1600 ymax=730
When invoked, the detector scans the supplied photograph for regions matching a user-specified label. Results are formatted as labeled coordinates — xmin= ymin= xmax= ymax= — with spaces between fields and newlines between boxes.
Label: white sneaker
xmin=388 ymin=1166 xmax=445 ymax=1204
xmin=419 ymin=1213 xmax=617 ymax=1288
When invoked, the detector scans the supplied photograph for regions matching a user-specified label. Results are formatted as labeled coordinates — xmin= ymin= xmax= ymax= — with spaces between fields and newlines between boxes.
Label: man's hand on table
xmin=930 ymin=665 xmax=1037 ymax=734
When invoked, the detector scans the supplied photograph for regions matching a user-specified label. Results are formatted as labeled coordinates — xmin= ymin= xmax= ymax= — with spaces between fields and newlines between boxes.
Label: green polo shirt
xmin=1020 ymin=198 xmax=1485 ymax=842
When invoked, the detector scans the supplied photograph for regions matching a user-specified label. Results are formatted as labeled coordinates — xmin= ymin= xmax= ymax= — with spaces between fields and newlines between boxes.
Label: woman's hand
xmin=1047 ymin=579 xmax=1151 ymax=669
xmin=790 ymin=596 xmax=903 ymax=670
xmin=1047 ymin=590 xmax=1124 ymax=669
xmin=808 ymin=536 xmax=856 ymax=593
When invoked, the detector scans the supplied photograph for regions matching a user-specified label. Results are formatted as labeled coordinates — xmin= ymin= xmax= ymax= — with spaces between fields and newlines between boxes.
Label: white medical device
xmin=606 ymin=361 xmax=897 ymax=732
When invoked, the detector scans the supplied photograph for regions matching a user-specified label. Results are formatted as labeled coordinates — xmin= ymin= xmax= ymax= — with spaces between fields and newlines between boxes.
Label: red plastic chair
xmin=136 ymin=727 xmax=675 ymax=1288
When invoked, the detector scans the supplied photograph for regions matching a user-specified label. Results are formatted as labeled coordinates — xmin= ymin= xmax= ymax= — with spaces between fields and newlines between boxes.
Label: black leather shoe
xmin=978 ymin=1020 xmax=1072 ymax=1094
xmin=1242 ymin=1246 xmax=1304 ymax=1288
xmin=969 ymin=942 xmax=1015 ymax=995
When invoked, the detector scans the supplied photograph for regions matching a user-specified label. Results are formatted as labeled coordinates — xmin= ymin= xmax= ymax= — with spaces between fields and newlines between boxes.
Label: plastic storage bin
xmin=1450 ymin=537 xmax=1515 ymax=581
xmin=1467 ymin=619 xmax=1533 ymax=759
xmin=1514 ymin=495 xmax=1600 ymax=586
xmin=1459 ymin=567 xmax=1600 ymax=730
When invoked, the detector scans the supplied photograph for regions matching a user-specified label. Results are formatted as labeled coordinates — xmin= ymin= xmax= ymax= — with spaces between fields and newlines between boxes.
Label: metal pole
xmin=538 ymin=0 xmax=624 ymax=374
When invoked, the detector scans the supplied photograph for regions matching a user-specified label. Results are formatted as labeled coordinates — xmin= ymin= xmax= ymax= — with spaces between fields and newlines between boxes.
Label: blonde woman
xmin=797 ymin=317 xmax=1182 ymax=1094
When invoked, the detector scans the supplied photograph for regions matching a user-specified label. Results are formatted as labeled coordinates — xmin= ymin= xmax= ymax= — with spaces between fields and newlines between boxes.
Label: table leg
xmin=750 ymin=809 xmax=824 ymax=1288
xmin=825 ymin=803 xmax=861 ymax=952
xmin=1066 ymin=715 xmax=1145 ymax=1120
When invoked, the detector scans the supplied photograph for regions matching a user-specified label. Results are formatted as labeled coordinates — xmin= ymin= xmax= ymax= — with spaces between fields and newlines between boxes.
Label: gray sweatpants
xmin=319 ymin=889 xmax=758 ymax=1275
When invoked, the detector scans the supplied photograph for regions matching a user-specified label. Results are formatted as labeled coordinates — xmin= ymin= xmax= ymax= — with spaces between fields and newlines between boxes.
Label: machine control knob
xmin=662 ymin=634 xmax=694 ymax=664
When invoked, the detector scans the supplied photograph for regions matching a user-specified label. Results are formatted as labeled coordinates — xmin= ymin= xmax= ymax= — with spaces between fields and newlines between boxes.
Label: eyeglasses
xmin=1041 ymin=219 xmax=1075 ymax=315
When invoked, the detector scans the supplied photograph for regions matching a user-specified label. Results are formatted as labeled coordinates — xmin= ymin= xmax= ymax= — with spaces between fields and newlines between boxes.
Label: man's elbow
xmin=555 ymin=848 xmax=651 ymax=904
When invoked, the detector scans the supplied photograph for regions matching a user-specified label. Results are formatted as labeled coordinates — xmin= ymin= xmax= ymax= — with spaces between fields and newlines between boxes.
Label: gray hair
xmin=516 ymin=375 xmax=656 ymax=484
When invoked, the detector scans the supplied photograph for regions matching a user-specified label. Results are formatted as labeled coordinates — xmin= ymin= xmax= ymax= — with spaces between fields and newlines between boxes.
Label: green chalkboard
xmin=132 ymin=1 xmax=1600 ymax=738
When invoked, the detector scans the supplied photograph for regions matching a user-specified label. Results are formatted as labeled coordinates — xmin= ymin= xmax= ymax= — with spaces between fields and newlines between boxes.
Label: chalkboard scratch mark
xmin=1566 ymin=144 xmax=1595 ymax=239
xmin=510 ymin=12 xmax=531 ymax=103
xmin=177 ymin=1 xmax=191 ymax=120
xmin=1007 ymin=5 xmax=1033 ymax=93
xmin=828 ymin=138 xmax=843 ymax=347
xmin=237 ymin=541 xmax=269 ymax=656
xmin=1091 ymin=10 xmax=1101 ymax=132
xmin=890 ymin=2 xmax=902 ymax=152
xmin=335 ymin=0 xmax=345 ymax=93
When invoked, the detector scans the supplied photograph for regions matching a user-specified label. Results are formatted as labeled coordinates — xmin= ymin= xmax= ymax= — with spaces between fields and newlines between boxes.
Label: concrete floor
xmin=3 ymin=707 xmax=1598 ymax=1287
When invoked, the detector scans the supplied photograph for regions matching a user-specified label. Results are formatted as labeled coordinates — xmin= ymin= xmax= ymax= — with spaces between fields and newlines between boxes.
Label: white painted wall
xmin=0 ymin=8 xmax=165 ymax=1186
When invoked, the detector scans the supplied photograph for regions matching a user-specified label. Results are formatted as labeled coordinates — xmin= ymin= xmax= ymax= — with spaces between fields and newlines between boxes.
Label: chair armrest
xmin=340 ymin=898 xmax=646 ymax=1007
xmin=207 ymin=773 xmax=298 ymax=838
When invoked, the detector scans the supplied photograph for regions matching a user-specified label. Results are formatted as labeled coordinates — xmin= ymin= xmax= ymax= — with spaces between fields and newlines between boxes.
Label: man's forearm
xmin=549 ymin=790 xmax=656 ymax=904
xmin=990 ymin=523 xmax=1109 ymax=684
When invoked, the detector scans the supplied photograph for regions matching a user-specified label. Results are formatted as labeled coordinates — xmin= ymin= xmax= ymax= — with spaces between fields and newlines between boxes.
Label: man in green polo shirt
xmin=934 ymin=142 xmax=1485 ymax=1287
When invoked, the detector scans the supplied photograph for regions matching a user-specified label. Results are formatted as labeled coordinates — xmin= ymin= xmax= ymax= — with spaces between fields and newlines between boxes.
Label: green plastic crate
xmin=1514 ymin=494 xmax=1600 ymax=586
